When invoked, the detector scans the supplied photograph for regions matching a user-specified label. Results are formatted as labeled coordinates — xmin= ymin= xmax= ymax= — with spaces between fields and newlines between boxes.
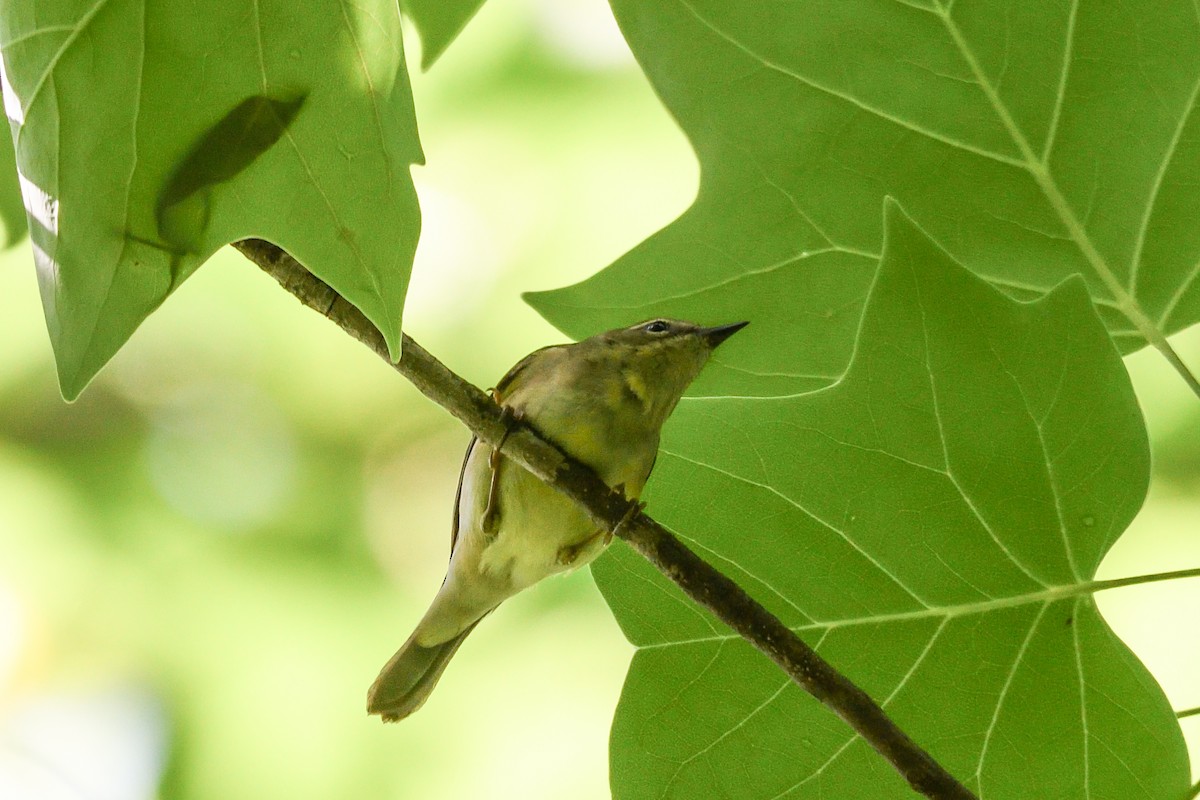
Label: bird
xmin=366 ymin=318 xmax=748 ymax=721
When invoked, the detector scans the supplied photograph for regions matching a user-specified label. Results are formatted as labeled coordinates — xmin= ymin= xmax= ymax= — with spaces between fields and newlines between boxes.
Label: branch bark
xmin=232 ymin=238 xmax=978 ymax=800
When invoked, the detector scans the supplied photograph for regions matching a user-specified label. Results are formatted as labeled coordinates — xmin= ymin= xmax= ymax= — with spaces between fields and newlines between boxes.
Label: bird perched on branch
xmin=367 ymin=318 xmax=748 ymax=721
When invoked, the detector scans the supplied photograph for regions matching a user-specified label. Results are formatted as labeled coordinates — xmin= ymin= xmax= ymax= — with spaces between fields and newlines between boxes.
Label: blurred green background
xmin=0 ymin=1 xmax=1196 ymax=798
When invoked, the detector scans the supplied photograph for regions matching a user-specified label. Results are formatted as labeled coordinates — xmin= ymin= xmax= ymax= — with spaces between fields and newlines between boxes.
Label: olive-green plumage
xmin=367 ymin=318 xmax=747 ymax=721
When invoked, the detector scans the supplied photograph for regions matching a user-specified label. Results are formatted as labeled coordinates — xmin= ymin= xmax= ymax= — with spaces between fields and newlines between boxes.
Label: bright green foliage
xmin=529 ymin=0 xmax=1200 ymax=382
xmin=595 ymin=204 xmax=1187 ymax=798
xmin=400 ymin=0 xmax=486 ymax=69
xmin=0 ymin=1 xmax=1190 ymax=796
xmin=0 ymin=119 xmax=23 ymax=245
xmin=155 ymin=91 xmax=308 ymax=255
xmin=0 ymin=0 xmax=422 ymax=398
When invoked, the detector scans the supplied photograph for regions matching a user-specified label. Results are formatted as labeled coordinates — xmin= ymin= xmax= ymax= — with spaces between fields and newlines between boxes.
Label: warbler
xmin=366 ymin=318 xmax=748 ymax=721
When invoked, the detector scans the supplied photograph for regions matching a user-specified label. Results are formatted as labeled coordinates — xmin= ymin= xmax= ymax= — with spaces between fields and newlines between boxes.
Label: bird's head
xmin=581 ymin=318 xmax=748 ymax=424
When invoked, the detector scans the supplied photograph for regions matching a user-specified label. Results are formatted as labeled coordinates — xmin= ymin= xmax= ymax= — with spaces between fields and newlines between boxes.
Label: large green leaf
xmin=596 ymin=203 xmax=1187 ymax=798
xmin=529 ymin=0 xmax=1200 ymax=394
xmin=0 ymin=115 xmax=24 ymax=246
xmin=0 ymin=0 xmax=422 ymax=398
xmin=400 ymin=0 xmax=485 ymax=69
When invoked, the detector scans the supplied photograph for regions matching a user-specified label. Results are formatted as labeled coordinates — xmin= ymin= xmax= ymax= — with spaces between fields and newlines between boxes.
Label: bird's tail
xmin=367 ymin=622 xmax=480 ymax=722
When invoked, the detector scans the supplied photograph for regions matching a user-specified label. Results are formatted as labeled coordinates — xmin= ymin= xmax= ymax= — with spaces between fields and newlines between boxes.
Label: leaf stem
xmin=1089 ymin=566 xmax=1200 ymax=594
xmin=233 ymin=239 xmax=979 ymax=800
xmin=1151 ymin=340 xmax=1200 ymax=398
xmin=1178 ymin=706 xmax=1200 ymax=720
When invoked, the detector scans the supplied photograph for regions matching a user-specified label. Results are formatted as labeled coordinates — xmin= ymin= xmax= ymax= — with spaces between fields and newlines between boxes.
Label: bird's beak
xmin=700 ymin=321 xmax=749 ymax=348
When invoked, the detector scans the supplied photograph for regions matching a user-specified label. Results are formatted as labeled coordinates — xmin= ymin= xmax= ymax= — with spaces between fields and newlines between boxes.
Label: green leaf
xmin=155 ymin=91 xmax=308 ymax=256
xmin=0 ymin=118 xmax=25 ymax=246
xmin=529 ymin=0 xmax=1200 ymax=391
xmin=400 ymin=0 xmax=486 ymax=69
xmin=597 ymin=203 xmax=1187 ymax=798
xmin=1 ymin=0 xmax=422 ymax=399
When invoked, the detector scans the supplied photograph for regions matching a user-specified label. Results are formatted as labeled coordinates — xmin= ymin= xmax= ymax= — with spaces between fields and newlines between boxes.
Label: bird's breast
xmin=468 ymin=458 xmax=596 ymax=589
xmin=448 ymin=372 xmax=661 ymax=593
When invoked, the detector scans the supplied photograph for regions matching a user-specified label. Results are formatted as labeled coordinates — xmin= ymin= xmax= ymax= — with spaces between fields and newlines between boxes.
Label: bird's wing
xmin=449 ymin=343 xmax=567 ymax=555
xmin=493 ymin=344 xmax=563 ymax=399
xmin=448 ymin=349 xmax=555 ymax=557
xmin=449 ymin=435 xmax=477 ymax=557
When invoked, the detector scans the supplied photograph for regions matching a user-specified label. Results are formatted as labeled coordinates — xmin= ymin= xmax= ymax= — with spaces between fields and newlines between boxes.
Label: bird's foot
xmin=481 ymin=401 xmax=521 ymax=537
xmin=607 ymin=499 xmax=646 ymax=545
xmin=557 ymin=531 xmax=603 ymax=567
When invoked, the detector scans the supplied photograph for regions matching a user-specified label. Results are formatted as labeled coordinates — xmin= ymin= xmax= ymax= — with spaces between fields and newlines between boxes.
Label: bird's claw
xmin=481 ymin=399 xmax=521 ymax=537
xmin=557 ymin=530 xmax=603 ymax=566
xmin=608 ymin=499 xmax=646 ymax=545
xmin=556 ymin=540 xmax=584 ymax=566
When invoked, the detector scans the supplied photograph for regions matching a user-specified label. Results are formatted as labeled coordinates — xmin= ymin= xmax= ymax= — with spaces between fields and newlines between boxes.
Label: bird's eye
xmin=644 ymin=320 xmax=671 ymax=334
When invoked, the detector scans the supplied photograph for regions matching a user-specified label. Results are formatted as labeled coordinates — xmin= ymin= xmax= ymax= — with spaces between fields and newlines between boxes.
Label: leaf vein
xmin=910 ymin=257 xmax=1052 ymax=588
xmin=1041 ymin=0 xmax=1079 ymax=163
xmin=336 ymin=0 xmax=394 ymax=188
xmin=1073 ymin=596 xmax=1092 ymax=800
xmin=670 ymin=677 xmax=792 ymax=790
xmin=1129 ymin=69 xmax=1200 ymax=293
xmin=674 ymin=0 xmax=1027 ymax=170
xmin=662 ymin=448 xmax=935 ymax=608
xmin=612 ymin=550 xmax=721 ymax=641
xmin=973 ymin=602 xmax=1049 ymax=790
xmin=773 ymin=616 xmax=950 ymax=799
xmin=988 ymin=339 xmax=1080 ymax=582
xmin=0 ymin=25 xmax=78 ymax=50
xmin=12 ymin=0 xmax=115 ymax=121
xmin=1158 ymin=256 xmax=1200 ymax=328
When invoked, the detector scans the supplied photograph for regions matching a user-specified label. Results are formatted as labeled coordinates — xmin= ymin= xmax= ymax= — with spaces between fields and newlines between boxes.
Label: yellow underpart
xmin=622 ymin=369 xmax=652 ymax=411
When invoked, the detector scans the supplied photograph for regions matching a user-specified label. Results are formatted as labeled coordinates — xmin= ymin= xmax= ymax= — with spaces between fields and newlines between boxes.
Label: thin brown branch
xmin=232 ymin=238 xmax=978 ymax=800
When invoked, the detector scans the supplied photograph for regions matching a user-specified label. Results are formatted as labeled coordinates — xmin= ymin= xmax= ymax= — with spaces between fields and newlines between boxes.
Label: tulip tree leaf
xmin=528 ymin=0 xmax=1200 ymax=396
xmin=0 ymin=0 xmax=422 ymax=399
xmin=0 ymin=117 xmax=24 ymax=246
xmin=155 ymin=91 xmax=308 ymax=257
xmin=400 ymin=0 xmax=486 ymax=69
xmin=594 ymin=203 xmax=1188 ymax=799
